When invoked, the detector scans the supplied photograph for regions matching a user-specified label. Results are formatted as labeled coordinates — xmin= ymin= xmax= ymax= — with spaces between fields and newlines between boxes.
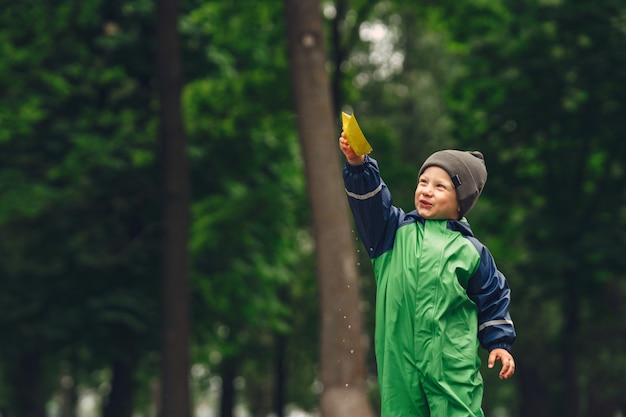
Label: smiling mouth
xmin=419 ymin=200 xmax=433 ymax=208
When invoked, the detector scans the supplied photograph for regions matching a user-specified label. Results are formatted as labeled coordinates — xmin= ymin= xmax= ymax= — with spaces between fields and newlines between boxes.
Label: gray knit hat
xmin=418 ymin=150 xmax=487 ymax=219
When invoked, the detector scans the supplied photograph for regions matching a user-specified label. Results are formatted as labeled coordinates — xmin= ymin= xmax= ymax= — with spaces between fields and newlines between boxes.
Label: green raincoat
xmin=344 ymin=156 xmax=516 ymax=417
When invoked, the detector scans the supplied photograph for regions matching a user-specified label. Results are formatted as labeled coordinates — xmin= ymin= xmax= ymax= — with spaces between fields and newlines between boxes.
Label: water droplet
xmin=350 ymin=349 xmax=354 ymax=354
xmin=348 ymin=325 xmax=352 ymax=329
xmin=345 ymin=383 xmax=349 ymax=387
xmin=343 ymin=315 xmax=347 ymax=319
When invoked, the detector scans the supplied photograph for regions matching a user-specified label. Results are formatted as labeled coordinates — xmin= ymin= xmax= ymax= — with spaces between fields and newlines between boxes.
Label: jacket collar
xmin=447 ymin=218 xmax=474 ymax=237
xmin=411 ymin=211 xmax=474 ymax=237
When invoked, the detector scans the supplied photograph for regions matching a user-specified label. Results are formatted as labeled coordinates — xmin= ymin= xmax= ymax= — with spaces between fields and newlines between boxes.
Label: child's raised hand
xmin=488 ymin=348 xmax=516 ymax=379
xmin=339 ymin=131 xmax=365 ymax=165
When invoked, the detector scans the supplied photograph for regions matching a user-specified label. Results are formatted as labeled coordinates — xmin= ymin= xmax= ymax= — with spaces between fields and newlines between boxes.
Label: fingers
xmin=339 ymin=131 xmax=349 ymax=146
xmin=499 ymin=356 xmax=515 ymax=379
xmin=339 ymin=131 xmax=365 ymax=165
xmin=488 ymin=349 xmax=515 ymax=380
xmin=338 ymin=132 xmax=353 ymax=153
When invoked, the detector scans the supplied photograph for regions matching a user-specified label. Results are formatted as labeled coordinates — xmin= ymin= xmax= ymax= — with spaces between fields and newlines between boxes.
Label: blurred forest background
xmin=1 ymin=0 xmax=625 ymax=417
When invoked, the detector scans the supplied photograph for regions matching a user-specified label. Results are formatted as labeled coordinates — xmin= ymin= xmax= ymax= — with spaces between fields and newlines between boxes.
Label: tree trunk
xmin=156 ymin=0 xmax=191 ymax=415
xmin=15 ymin=350 xmax=46 ymax=417
xmin=284 ymin=1 xmax=376 ymax=417
xmin=103 ymin=353 xmax=137 ymax=417
xmin=517 ymin=359 xmax=554 ymax=417
xmin=562 ymin=283 xmax=580 ymax=417
xmin=274 ymin=332 xmax=287 ymax=417
xmin=219 ymin=357 xmax=237 ymax=417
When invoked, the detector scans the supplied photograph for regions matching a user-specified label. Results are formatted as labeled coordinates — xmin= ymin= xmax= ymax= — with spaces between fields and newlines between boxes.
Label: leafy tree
xmin=426 ymin=2 xmax=626 ymax=415
xmin=334 ymin=1 xmax=626 ymax=416
xmin=181 ymin=1 xmax=320 ymax=415
xmin=0 ymin=0 xmax=161 ymax=414
xmin=6 ymin=1 xmax=625 ymax=416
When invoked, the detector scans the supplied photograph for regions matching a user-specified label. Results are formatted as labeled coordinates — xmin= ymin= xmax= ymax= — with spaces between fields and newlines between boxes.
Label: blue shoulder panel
xmin=465 ymin=236 xmax=517 ymax=351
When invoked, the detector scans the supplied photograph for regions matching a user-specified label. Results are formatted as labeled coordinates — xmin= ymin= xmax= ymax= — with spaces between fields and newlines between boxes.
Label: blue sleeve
xmin=342 ymin=156 xmax=404 ymax=259
xmin=466 ymin=238 xmax=517 ymax=352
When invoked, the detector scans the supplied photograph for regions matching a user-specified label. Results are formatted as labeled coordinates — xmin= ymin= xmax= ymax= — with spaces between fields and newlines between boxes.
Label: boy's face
xmin=415 ymin=166 xmax=461 ymax=220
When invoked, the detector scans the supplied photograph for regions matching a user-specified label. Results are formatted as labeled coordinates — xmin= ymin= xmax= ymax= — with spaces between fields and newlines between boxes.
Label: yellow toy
xmin=341 ymin=112 xmax=373 ymax=156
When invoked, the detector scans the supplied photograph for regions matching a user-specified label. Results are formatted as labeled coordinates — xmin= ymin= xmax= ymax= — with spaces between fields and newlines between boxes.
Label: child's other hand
xmin=488 ymin=348 xmax=515 ymax=379
xmin=339 ymin=131 xmax=365 ymax=165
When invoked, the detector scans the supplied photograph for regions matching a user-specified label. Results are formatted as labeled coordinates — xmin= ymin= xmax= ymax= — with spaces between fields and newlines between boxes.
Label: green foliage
xmin=356 ymin=1 xmax=626 ymax=416
xmin=0 ymin=0 xmax=320 ymax=412
xmin=335 ymin=0 xmax=626 ymax=415
xmin=0 ymin=0 xmax=161 ymax=412
xmin=2 ymin=0 xmax=625 ymax=415
xmin=180 ymin=2 xmax=320 ymax=412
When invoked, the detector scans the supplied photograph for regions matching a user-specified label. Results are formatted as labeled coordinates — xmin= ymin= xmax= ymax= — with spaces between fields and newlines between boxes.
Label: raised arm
xmin=340 ymin=133 xmax=404 ymax=259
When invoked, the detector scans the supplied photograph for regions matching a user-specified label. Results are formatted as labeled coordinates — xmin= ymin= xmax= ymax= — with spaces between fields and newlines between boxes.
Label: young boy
xmin=339 ymin=131 xmax=516 ymax=417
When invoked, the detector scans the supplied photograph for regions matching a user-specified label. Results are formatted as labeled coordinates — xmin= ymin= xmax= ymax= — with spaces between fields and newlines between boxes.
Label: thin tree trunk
xmin=284 ymin=1 xmax=376 ymax=416
xmin=219 ymin=358 xmax=237 ymax=417
xmin=562 ymin=283 xmax=580 ymax=417
xmin=518 ymin=359 xmax=553 ymax=417
xmin=274 ymin=332 xmax=287 ymax=417
xmin=103 ymin=358 xmax=136 ymax=417
xmin=15 ymin=350 xmax=46 ymax=417
xmin=156 ymin=0 xmax=191 ymax=415
xmin=103 ymin=329 xmax=138 ymax=417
